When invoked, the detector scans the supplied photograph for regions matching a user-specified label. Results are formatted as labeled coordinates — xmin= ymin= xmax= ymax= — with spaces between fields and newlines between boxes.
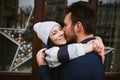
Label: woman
xmin=33 ymin=21 xmax=104 ymax=80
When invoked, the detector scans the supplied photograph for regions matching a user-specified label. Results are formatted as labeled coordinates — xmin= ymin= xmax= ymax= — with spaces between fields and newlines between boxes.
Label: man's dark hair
xmin=65 ymin=1 xmax=96 ymax=35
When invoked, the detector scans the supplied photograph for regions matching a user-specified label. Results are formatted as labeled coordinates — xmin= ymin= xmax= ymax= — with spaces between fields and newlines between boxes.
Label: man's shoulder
xmin=80 ymin=37 xmax=95 ymax=43
xmin=66 ymin=52 xmax=100 ymax=64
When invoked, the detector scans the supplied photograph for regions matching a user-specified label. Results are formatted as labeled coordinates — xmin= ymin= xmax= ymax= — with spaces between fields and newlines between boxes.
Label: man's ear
xmin=75 ymin=22 xmax=83 ymax=33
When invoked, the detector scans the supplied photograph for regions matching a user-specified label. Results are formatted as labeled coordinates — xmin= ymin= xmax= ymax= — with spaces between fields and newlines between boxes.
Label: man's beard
xmin=66 ymin=38 xmax=76 ymax=44
xmin=64 ymin=33 xmax=77 ymax=44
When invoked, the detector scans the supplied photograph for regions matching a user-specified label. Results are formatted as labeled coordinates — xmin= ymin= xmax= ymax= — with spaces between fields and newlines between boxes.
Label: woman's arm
xmin=45 ymin=43 xmax=91 ymax=67
xmin=38 ymin=65 xmax=51 ymax=80
xmin=36 ymin=48 xmax=52 ymax=80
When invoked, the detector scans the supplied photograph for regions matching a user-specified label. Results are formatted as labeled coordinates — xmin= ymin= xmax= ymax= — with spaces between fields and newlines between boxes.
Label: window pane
xmin=0 ymin=0 xmax=34 ymax=72
xmin=97 ymin=0 xmax=120 ymax=72
xmin=44 ymin=0 xmax=89 ymax=24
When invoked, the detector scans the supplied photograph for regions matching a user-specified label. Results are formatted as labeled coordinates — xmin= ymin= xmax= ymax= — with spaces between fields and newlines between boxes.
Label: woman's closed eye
xmin=51 ymin=30 xmax=57 ymax=36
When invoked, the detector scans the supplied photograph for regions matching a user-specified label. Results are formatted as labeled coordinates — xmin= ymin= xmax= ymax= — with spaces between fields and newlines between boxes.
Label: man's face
xmin=63 ymin=13 xmax=77 ymax=43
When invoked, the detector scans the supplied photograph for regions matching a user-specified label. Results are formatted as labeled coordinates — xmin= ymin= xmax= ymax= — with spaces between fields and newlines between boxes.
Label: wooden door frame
xmin=32 ymin=0 xmax=45 ymax=80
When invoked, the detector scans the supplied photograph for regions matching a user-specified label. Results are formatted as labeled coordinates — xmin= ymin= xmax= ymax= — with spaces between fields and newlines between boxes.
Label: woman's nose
xmin=59 ymin=30 xmax=64 ymax=35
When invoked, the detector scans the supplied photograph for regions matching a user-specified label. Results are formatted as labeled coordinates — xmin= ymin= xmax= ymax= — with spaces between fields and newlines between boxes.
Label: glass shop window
xmin=0 ymin=0 xmax=34 ymax=72
xmin=97 ymin=0 xmax=120 ymax=72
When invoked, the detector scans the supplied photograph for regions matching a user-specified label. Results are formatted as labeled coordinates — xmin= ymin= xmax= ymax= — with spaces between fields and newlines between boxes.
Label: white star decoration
xmin=0 ymin=8 xmax=33 ymax=71
xmin=0 ymin=29 xmax=32 ymax=71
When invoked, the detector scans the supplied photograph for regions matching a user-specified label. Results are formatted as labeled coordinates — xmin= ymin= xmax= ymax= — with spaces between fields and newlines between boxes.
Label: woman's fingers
xmin=36 ymin=48 xmax=47 ymax=66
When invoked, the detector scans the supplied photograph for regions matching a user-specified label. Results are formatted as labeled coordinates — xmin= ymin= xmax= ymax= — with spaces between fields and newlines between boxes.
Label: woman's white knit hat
xmin=33 ymin=21 xmax=60 ymax=45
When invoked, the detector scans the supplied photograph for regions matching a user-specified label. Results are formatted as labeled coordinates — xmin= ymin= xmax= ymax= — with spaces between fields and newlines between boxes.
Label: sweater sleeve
xmin=38 ymin=65 xmax=51 ymax=80
xmin=45 ymin=47 xmax=62 ymax=67
xmin=67 ymin=43 xmax=86 ymax=60
xmin=58 ymin=43 xmax=86 ymax=63
xmin=45 ymin=43 xmax=90 ymax=68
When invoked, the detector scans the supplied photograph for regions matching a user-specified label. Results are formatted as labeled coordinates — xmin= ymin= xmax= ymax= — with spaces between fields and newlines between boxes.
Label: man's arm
xmin=45 ymin=37 xmax=105 ymax=67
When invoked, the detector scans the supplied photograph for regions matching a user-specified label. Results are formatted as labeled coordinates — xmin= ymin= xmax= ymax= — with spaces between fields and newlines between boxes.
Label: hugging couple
xmin=34 ymin=1 xmax=106 ymax=80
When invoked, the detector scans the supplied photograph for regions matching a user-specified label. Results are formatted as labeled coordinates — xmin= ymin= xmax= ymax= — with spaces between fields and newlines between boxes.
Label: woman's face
xmin=49 ymin=25 xmax=67 ymax=46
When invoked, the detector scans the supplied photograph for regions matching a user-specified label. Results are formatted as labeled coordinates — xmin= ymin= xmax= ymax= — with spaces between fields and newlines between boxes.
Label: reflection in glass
xmin=44 ymin=0 xmax=67 ymax=24
xmin=97 ymin=0 xmax=120 ymax=72
xmin=44 ymin=0 xmax=89 ymax=23
xmin=0 ymin=0 xmax=34 ymax=72
xmin=67 ymin=0 xmax=89 ymax=6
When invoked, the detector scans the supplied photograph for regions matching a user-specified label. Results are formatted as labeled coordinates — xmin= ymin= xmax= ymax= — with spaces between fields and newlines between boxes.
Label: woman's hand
xmin=36 ymin=48 xmax=47 ymax=66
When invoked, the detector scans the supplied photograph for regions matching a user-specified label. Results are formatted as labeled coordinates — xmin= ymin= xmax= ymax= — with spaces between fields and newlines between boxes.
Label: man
xmin=58 ymin=1 xmax=106 ymax=80
xmin=37 ymin=1 xmax=106 ymax=80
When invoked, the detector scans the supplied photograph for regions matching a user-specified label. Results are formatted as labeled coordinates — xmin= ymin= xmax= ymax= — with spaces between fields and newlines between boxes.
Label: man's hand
xmin=88 ymin=38 xmax=105 ymax=64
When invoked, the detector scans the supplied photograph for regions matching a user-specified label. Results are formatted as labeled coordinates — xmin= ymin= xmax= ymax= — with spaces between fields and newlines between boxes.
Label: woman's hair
xmin=47 ymin=37 xmax=56 ymax=48
xmin=47 ymin=37 xmax=65 ymax=48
